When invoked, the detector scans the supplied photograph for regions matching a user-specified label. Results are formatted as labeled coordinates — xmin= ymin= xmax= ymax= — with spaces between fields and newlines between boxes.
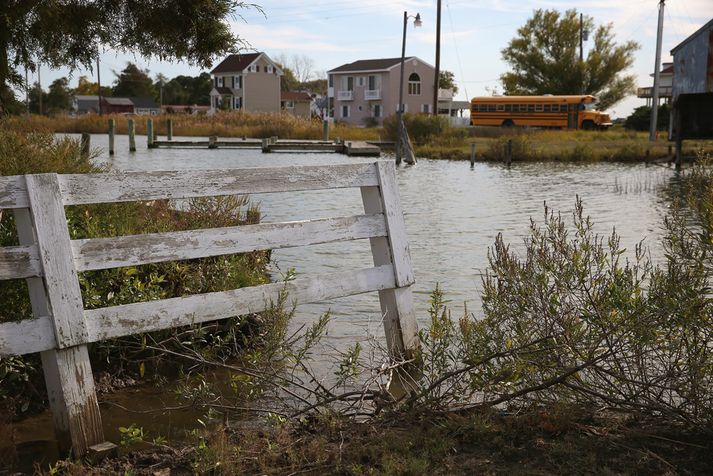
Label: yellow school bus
xmin=470 ymin=95 xmax=612 ymax=130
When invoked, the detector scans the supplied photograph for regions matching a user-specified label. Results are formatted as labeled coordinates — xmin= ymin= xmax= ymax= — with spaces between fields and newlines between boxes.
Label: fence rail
xmin=0 ymin=161 xmax=417 ymax=457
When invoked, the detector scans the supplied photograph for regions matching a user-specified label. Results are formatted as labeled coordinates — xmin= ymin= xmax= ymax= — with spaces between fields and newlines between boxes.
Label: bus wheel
xmin=582 ymin=120 xmax=595 ymax=130
xmin=502 ymin=119 xmax=514 ymax=127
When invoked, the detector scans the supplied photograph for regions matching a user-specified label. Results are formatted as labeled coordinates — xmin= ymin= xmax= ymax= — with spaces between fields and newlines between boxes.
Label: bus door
xmin=567 ymin=104 xmax=578 ymax=130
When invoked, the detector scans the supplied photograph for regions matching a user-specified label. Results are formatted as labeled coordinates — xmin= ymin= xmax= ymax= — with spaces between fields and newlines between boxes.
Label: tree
xmin=438 ymin=71 xmax=458 ymax=95
xmin=624 ymin=104 xmax=670 ymax=131
xmin=45 ymin=77 xmax=72 ymax=113
xmin=28 ymin=82 xmax=44 ymax=114
xmin=500 ymin=9 xmax=639 ymax=109
xmin=275 ymin=54 xmax=316 ymax=84
xmin=163 ymin=73 xmax=213 ymax=105
xmin=74 ymin=76 xmax=111 ymax=97
xmin=112 ymin=63 xmax=155 ymax=98
xmin=0 ymin=1 xmax=255 ymax=113
xmin=277 ymin=64 xmax=299 ymax=92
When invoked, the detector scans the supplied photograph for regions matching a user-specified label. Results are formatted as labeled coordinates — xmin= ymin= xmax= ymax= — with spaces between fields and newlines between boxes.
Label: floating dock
xmin=150 ymin=137 xmax=381 ymax=157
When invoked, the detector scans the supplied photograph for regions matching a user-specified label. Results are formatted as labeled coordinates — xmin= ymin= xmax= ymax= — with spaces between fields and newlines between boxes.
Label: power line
xmin=445 ymin=0 xmax=469 ymax=99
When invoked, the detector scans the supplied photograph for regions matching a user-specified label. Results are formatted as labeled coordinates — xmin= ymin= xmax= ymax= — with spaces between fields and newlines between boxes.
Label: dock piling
xmin=128 ymin=119 xmax=136 ymax=152
xmin=506 ymin=139 xmax=512 ymax=165
xmin=167 ymin=119 xmax=173 ymax=141
xmin=147 ymin=119 xmax=154 ymax=149
xmin=470 ymin=143 xmax=476 ymax=167
xmin=208 ymin=136 xmax=218 ymax=149
xmin=322 ymin=120 xmax=329 ymax=141
xmin=261 ymin=138 xmax=269 ymax=153
xmin=108 ymin=119 xmax=115 ymax=156
xmin=80 ymin=133 xmax=91 ymax=161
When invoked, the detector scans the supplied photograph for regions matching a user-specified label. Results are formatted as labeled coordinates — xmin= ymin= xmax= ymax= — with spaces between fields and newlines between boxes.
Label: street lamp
xmin=397 ymin=11 xmax=422 ymax=164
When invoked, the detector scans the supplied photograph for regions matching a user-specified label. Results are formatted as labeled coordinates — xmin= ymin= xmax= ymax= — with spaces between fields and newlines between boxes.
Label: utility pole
xmin=649 ymin=0 xmax=665 ymax=142
xmin=579 ymin=13 xmax=584 ymax=94
xmin=433 ymin=0 xmax=442 ymax=116
xmin=25 ymin=65 xmax=29 ymax=114
xmin=37 ymin=63 xmax=42 ymax=115
xmin=97 ymin=55 xmax=103 ymax=115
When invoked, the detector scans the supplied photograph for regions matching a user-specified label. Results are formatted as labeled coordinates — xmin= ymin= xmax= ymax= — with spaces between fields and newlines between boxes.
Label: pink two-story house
xmin=327 ymin=57 xmax=436 ymax=125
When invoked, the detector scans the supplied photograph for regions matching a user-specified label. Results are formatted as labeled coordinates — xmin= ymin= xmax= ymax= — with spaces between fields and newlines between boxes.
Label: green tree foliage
xmin=0 ymin=1 xmax=255 ymax=113
xmin=45 ymin=77 xmax=72 ymax=113
xmin=112 ymin=63 xmax=155 ymax=98
xmin=438 ymin=70 xmax=458 ymax=95
xmin=278 ymin=64 xmax=299 ymax=92
xmin=501 ymin=9 xmax=639 ymax=109
xmin=160 ymin=73 xmax=213 ymax=105
xmin=624 ymin=104 xmax=670 ymax=131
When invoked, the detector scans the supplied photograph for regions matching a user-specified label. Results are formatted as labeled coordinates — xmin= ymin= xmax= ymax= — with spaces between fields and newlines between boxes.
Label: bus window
xmin=535 ymin=104 xmax=543 ymax=112
xmin=496 ymin=104 xmax=505 ymax=112
xmin=544 ymin=105 xmax=550 ymax=112
xmin=528 ymin=105 xmax=535 ymax=112
xmin=519 ymin=104 xmax=527 ymax=112
xmin=560 ymin=105 xmax=568 ymax=112
xmin=478 ymin=104 xmax=487 ymax=112
xmin=505 ymin=104 xmax=512 ymax=112
xmin=487 ymin=105 xmax=496 ymax=112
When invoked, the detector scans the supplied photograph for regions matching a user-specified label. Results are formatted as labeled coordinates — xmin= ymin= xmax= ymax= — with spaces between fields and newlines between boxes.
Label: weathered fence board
xmin=0 ymin=244 xmax=41 ymax=279
xmin=59 ymin=164 xmax=379 ymax=205
xmin=72 ymin=214 xmax=386 ymax=272
xmin=84 ymin=265 xmax=395 ymax=342
xmin=0 ymin=161 xmax=416 ymax=457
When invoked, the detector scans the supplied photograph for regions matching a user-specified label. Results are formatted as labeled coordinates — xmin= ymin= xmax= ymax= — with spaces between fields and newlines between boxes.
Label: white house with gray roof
xmin=327 ymin=57 xmax=436 ymax=125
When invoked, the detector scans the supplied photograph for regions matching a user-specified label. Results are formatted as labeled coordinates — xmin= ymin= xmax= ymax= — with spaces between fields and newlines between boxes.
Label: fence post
xmin=322 ymin=120 xmax=329 ymax=141
xmin=470 ymin=143 xmax=476 ymax=167
xmin=80 ymin=133 xmax=91 ymax=161
xmin=21 ymin=174 xmax=106 ymax=456
xmin=147 ymin=119 xmax=154 ymax=149
xmin=128 ymin=119 xmax=136 ymax=152
xmin=360 ymin=161 xmax=419 ymax=396
xmin=167 ymin=119 xmax=173 ymax=141
xmin=108 ymin=119 xmax=115 ymax=156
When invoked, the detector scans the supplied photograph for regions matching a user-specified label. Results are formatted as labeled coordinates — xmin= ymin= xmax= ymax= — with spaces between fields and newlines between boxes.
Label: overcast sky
xmin=33 ymin=0 xmax=713 ymax=118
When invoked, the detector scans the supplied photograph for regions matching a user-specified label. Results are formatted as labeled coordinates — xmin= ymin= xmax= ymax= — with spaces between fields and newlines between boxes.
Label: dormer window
xmin=267 ymin=65 xmax=274 ymax=74
xmin=248 ymin=64 xmax=257 ymax=73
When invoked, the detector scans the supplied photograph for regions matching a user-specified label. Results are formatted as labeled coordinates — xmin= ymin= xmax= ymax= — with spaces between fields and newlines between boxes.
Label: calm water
xmin=81 ymin=133 xmax=675 ymax=347
xmin=7 ymin=133 xmax=679 ymax=469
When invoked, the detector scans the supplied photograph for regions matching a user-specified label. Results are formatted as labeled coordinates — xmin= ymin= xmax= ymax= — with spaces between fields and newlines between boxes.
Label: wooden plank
xmin=41 ymin=346 xmax=104 ymax=456
xmin=84 ymin=265 xmax=396 ymax=342
xmin=0 ymin=175 xmax=29 ymax=209
xmin=13 ymin=207 xmax=105 ymax=456
xmin=375 ymin=161 xmax=415 ymax=287
xmin=72 ymin=214 xmax=386 ymax=272
xmin=361 ymin=177 xmax=419 ymax=363
xmin=25 ymin=174 xmax=88 ymax=348
xmin=0 ymin=244 xmax=42 ymax=279
xmin=58 ymin=163 xmax=379 ymax=205
xmin=0 ymin=316 xmax=56 ymax=356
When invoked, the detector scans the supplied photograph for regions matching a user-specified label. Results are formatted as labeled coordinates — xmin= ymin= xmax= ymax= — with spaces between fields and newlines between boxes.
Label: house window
xmin=234 ymin=96 xmax=242 ymax=109
xmin=396 ymin=103 xmax=408 ymax=113
xmin=234 ymin=75 xmax=242 ymax=89
xmin=341 ymin=105 xmax=350 ymax=118
xmin=408 ymin=73 xmax=421 ymax=95
xmin=357 ymin=77 xmax=365 ymax=87
xmin=421 ymin=104 xmax=430 ymax=113
xmin=217 ymin=76 xmax=224 ymax=87
xmin=248 ymin=64 xmax=257 ymax=73
xmin=328 ymin=75 xmax=333 ymax=87
xmin=342 ymin=76 xmax=354 ymax=91
xmin=368 ymin=75 xmax=379 ymax=90
xmin=373 ymin=104 xmax=382 ymax=117
xmin=267 ymin=65 xmax=274 ymax=74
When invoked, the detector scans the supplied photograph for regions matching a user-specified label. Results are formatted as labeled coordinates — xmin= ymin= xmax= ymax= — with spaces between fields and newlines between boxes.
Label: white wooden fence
xmin=0 ymin=161 xmax=418 ymax=456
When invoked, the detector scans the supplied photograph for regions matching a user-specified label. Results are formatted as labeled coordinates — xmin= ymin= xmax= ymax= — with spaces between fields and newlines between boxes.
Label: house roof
xmin=212 ymin=87 xmax=233 ymax=95
xmin=103 ymin=97 xmax=133 ymax=106
xmin=328 ymin=57 xmax=414 ymax=73
xmin=130 ymin=96 xmax=159 ymax=109
xmin=211 ymin=53 xmax=261 ymax=73
xmin=671 ymin=18 xmax=713 ymax=54
xmin=281 ymin=91 xmax=312 ymax=101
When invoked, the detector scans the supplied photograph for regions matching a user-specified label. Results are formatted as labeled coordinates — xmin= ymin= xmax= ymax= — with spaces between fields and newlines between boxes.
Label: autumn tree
xmin=74 ymin=76 xmax=110 ymax=96
xmin=500 ymin=9 xmax=639 ymax=109
xmin=0 ymin=1 xmax=255 ymax=113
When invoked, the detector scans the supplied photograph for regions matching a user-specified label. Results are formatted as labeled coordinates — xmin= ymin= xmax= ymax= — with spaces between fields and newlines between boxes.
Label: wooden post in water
xmin=668 ymin=144 xmax=672 ymax=157
xmin=167 ymin=119 xmax=173 ymax=141
xmin=674 ymin=105 xmax=683 ymax=171
xmin=506 ymin=139 xmax=512 ymax=165
xmin=80 ymin=133 xmax=90 ymax=161
xmin=108 ymin=119 xmax=115 ymax=156
xmin=261 ymin=138 xmax=269 ymax=153
xmin=322 ymin=120 xmax=329 ymax=141
xmin=147 ymin=119 xmax=154 ymax=149
xmin=128 ymin=119 xmax=136 ymax=152
xmin=470 ymin=143 xmax=476 ymax=167
xmin=208 ymin=135 xmax=218 ymax=149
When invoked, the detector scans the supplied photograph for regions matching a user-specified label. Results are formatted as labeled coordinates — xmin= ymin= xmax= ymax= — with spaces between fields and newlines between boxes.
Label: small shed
xmin=72 ymin=95 xmax=99 ymax=114
xmin=101 ymin=97 xmax=134 ymax=114
xmin=130 ymin=96 xmax=161 ymax=115
xmin=671 ymin=18 xmax=713 ymax=140
xmin=281 ymin=91 xmax=312 ymax=119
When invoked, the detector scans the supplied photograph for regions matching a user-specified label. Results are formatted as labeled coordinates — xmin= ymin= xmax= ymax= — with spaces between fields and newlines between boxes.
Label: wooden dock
xmin=150 ymin=137 xmax=381 ymax=157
